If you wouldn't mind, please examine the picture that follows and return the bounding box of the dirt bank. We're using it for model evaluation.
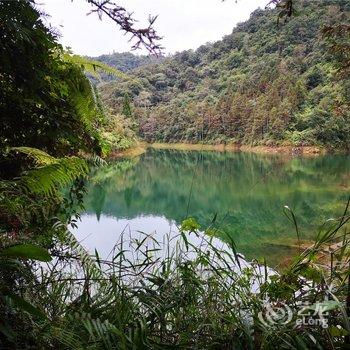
[151,142,325,155]
[108,143,147,159]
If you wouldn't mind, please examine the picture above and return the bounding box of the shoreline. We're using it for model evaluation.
[108,142,147,159]
[106,141,347,159]
[150,142,326,156]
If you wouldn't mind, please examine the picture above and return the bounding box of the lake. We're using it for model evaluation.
[73,148,350,267]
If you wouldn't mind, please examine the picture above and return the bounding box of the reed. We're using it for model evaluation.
[1,200,349,349]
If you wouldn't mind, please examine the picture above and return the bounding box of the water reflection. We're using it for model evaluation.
[74,214,178,259]
[74,149,350,267]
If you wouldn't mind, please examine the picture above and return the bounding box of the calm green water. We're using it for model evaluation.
[74,149,350,267]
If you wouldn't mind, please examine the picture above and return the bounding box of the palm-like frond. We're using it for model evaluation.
[63,53,128,81]
[84,154,107,168]
[10,147,89,196]
[10,147,56,166]
[22,157,88,196]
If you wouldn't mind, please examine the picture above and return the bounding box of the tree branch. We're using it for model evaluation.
[86,0,163,55]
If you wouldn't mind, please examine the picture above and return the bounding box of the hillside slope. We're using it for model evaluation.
[99,0,350,150]
[91,52,163,81]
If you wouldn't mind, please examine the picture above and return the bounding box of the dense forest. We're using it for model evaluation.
[88,52,163,83]
[93,52,162,73]
[98,0,350,150]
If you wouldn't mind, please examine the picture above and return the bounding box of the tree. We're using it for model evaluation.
[0,0,104,157]
[122,93,133,119]
[98,0,350,150]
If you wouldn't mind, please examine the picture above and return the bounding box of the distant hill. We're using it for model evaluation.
[98,0,350,150]
[92,52,163,73]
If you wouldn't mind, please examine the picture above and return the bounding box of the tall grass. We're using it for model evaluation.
[2,201,349,349]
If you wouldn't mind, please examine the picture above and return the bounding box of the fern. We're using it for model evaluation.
[9,147,89,196]
[84,154,107,168]
[22,157,88,196]
[10,147,56,166]
[63,53,128,81]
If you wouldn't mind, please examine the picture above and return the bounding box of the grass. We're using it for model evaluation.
[1,202,350,349]
[1,148,349,348]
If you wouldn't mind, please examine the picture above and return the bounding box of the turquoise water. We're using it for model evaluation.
[73,149,350,267]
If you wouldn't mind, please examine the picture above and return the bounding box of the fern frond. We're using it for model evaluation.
[1,148,90,225]
[63,53,128,81]
[21,156,88,196]
[84,154,107,168]
[10,147,56,166]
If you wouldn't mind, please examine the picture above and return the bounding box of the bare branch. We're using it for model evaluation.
[86,0,163,55]
[266,0,295,24]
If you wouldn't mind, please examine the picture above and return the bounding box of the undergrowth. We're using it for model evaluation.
[1,148,349,349]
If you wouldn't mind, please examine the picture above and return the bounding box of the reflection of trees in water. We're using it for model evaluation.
[83,150,350,260]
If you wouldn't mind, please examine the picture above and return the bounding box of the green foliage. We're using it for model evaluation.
[63,53,128,81]
[1,206,349,349]
[92,51,163,75]
[99,114,137,155]
[122,93,133,119]
[9,147,89,196]
[0,0,136,163]
[0,1,136,347]
[0,146,91,347]
[99,0,350,150]
[0,0,349,348]
[10,146,57,166]
[0,147,89,250]
[21,156,88,196]
[181,217,201,232]
[0,0,107,156]
[1,244,52,262]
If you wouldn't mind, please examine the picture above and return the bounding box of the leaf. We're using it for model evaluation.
[22,156,88,196]
[63,53,128,81]
[95,248,101,268]
[309,300,343,312]
[329,325,349,337]
[1,244,52,262]
[205,228,217,237]
[180,217,200,232]
[10,147,56,166]
[6,292,46,319]
[181,231,189,251]
[299,265,322,283]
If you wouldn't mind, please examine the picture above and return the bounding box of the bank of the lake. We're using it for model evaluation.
[150,142,326,156]
[107,141,344,160]
[108,142,147,159]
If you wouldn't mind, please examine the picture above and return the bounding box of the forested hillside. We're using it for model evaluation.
[92,52,163,73]
[99,0,350,150]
